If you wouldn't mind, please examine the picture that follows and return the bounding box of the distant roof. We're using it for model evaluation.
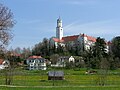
[28,56,42,59]
[52,38,64,43]
[62,35,79,42]
[80,34,96,42]
[48,71,64,77]
[53,34,96,43]
[10,53,21,57]
[107,41,112,45]
[0,59,4,65]
[14,54,21,57]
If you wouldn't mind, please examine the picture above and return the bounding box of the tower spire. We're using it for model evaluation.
[56,17,63,40]
[59,16,61,20]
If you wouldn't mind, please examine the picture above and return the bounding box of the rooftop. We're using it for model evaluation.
[28,56,42,59]
[62,35,79,42]
[48,71,64,77]
[81,34,96,42]
[0,59,4,65]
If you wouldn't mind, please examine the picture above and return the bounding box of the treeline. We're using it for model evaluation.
[6,36,120,70]
[32,36,120,69]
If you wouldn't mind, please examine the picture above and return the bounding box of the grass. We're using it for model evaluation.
[0,86,120,90]
[0,68,120,89]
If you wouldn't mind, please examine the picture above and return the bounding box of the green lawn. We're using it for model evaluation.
[0,68,120,89]
[0,86,120,90]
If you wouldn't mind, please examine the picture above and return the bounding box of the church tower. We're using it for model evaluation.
[56,17,63,40]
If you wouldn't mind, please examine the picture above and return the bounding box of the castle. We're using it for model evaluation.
[51,17,110,52]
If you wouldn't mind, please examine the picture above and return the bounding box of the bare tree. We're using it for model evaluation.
[0,3,15,51]
[96,58,110,86]
[0,3,15,85]
[50,54,59,64]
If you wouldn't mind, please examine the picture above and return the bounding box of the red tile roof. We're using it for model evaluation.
[9,53,21,57]
[62,35,79,42]
[81,34,96,42]
[0,59,4,65]
[107,41,112,44]
[52,38,64,43]
[106,41,112,45]
[14,54,21,57]
[28,56,42,59]
[53,34,96,43]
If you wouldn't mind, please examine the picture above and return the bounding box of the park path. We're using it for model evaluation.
[0,85,120,88]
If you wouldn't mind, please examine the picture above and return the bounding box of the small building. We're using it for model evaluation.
[53,56,75,67]
[26,56,47,70]
[48,71,64,80]
[0,59,10,70]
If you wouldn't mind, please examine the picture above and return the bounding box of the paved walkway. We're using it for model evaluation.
[0,85,120,88]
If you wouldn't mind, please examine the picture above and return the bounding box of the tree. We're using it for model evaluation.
[0,3,15,85]
[83,48,93,69]
[65,42,77,56]
[41,38,49,57]
[0,4,15,51]
[22,47,32,59]
[74,56,85,69]
[50,54,59,64]
[66,61,75,69]
[91,37,107,68]
[32,38,50,57]
[111,36,120,58]
[83,37,108,69]
[96,58,109,86]
[93,37,107,58]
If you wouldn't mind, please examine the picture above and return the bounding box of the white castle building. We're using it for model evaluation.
[51,17,110,52]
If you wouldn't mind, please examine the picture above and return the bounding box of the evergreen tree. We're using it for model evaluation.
[85,37,108,69]
[92,37,107,58]
[111,36,120,58]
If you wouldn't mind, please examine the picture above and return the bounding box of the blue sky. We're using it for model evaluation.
[1,0,120,49]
